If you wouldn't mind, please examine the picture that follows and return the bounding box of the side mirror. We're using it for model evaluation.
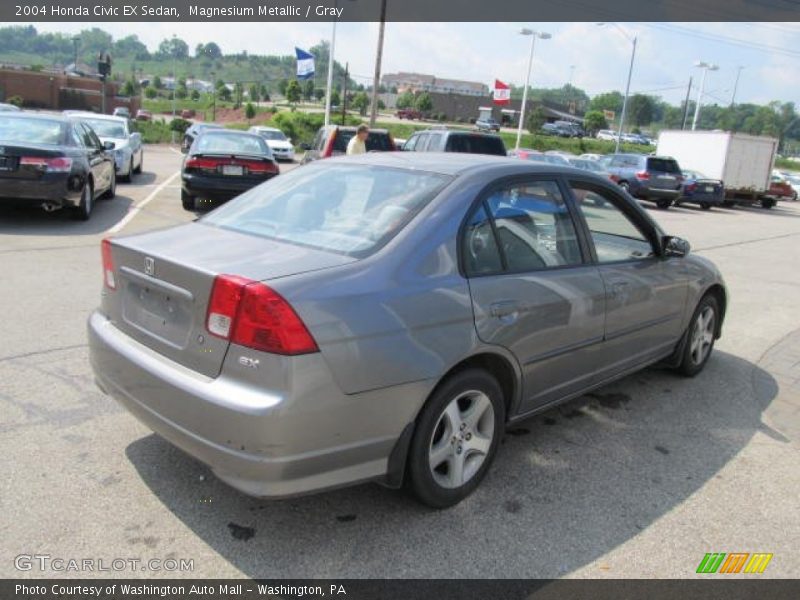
[299,142,311,151]
[130,132,141,143]
[662,235,690,258]
[103,141,115,150]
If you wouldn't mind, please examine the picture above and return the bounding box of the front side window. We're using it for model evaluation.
[570,182,654,263]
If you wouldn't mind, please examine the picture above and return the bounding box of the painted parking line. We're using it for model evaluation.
[106,170,181,234]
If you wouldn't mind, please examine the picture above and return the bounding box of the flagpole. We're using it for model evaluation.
[324,20,337,127]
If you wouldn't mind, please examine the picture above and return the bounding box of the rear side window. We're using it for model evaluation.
[445,134,506,156]
[647,158,680,173]
[332,130,354,153]
[462,204,503,275]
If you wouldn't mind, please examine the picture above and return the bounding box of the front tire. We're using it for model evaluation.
[657,199,672,209]
[407,369,505,508]
[133,153,143,174]
[700,202,711,210]
[676,294,719,377]
[122,158,133,182]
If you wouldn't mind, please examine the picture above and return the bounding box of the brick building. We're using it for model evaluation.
[0,68,139,114]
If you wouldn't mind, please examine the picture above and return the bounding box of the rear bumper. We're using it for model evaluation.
[182,172,277,201]
[634,185,682,201]
[0,175,79,206]
[679,191,725,205]
[88,311,426,498]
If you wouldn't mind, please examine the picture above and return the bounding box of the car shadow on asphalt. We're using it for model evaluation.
[0,194,133,236]
[124,350,781,578]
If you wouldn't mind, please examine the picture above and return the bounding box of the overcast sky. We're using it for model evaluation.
[21,21,800,106]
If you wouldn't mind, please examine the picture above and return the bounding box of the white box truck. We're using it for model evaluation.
[656,130,779,208]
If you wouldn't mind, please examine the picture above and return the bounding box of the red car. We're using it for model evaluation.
[135,109,152,122]
[768,174,793,200]
[396,109,422,120]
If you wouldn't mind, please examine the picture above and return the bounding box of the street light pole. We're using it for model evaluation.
[516,29,551,152]
[597,23,637,154]
[692,61,718,131]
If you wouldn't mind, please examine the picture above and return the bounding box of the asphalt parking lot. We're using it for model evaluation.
[1,144,798,579]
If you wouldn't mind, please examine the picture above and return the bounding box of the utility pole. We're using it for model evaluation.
[368,0,387,127]
[341,62,349,125]
[681,77,692,130]
[72,36,80,70]
[730,66,744,107]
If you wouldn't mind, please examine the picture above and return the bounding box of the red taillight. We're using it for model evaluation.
[685,183,697,193]
[240,159,278,174]
[206,275,318,355]
[322,131,337,157]
[101,238,116,290]
[635,171,650,180]
[185,157,222,170]
[20,156,72,172]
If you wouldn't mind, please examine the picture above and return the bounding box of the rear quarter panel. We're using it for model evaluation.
[266,172,520,396]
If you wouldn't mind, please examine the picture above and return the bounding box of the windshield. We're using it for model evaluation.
[202,164,450,256]
[256,130,287,141]
[0,116,63,145]
[83,118,128,139]
[195,133,269,155]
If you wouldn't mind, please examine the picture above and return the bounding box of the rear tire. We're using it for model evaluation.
[407,369,505,508]
[676,294,719,377]
[181,189,196,211]
[72,180,93,221]
[700,202,711,210]
[657,199,672,209]
[761,198,776,209]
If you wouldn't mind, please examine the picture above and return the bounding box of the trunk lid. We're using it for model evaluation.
[0,144,66,181]
[102,222,355,377]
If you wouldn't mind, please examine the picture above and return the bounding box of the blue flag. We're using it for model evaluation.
[295,47,315,80]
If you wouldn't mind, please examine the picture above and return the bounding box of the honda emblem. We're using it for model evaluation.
[144,256,155,276]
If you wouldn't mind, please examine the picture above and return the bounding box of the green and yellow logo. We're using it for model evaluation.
[696,552,773,574]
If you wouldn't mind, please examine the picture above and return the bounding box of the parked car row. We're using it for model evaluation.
[0,108,147,220]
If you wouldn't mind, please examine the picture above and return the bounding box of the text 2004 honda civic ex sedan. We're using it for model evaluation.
[89,153,727,508]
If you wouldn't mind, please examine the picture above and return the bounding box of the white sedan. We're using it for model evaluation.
[248,126,295,162]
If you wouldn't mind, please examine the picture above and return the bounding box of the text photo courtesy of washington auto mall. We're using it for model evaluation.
[0,0,799,598]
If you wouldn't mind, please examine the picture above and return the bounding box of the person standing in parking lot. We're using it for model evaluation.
[347,124,369,155]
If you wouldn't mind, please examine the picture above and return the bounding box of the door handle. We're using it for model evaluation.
[490,301,520,320]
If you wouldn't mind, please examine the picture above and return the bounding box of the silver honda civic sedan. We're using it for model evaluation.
[88,153,726,508]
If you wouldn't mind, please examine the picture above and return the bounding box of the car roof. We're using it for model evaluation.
[322,151,592,178]
[1,111,69,123]
[415,129,502,138]
[251,126,280,131]
[66,112,128,123]
[200,128,260,138]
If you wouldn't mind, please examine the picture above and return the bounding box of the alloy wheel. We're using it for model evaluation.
[428,390,495,489]
[690,305,715,365]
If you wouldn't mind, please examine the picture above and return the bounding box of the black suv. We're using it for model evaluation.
[606,154,684,209]
[403,129,506,156]
[300,126,395,164]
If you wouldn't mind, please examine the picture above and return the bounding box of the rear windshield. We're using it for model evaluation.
[255,129,287,141]
[332,131,394,153]
[82,118,128,139]
[202,164,450,257]
[647,158,680,173]
[195,133,269,155]
[0,116,64,145]
[444,134,506,156]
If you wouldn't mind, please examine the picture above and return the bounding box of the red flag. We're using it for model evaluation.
[493,79,510,105]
